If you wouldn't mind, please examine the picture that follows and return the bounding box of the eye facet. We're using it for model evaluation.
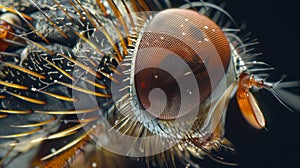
[134,9,231,120]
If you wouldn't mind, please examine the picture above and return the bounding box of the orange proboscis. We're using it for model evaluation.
[236,73,266,129]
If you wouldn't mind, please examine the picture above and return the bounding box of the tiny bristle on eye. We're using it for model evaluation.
[0,0,299,168]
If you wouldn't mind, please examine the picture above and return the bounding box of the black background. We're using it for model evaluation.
[205,1,300,168]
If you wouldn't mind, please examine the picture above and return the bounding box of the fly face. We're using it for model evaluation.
[0,1,299,168]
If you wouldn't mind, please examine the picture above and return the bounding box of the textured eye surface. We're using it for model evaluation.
[134,9,230,120]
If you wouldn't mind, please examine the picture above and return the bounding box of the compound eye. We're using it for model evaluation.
[134,9,231,120]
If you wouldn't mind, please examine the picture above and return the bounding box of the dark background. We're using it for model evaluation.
[204,1,300,168]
